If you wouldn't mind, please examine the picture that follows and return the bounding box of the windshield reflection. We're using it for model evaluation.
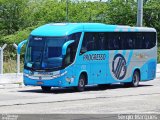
[25,36,66,70]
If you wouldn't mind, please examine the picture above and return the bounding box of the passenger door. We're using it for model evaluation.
[81,32,107,84]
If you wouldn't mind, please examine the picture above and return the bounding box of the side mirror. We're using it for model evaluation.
[62,40,75,56]
[17,40,27,54]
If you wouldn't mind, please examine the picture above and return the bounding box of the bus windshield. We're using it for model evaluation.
[25,36,66,70]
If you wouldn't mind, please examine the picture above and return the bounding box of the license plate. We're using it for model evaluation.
[37,81,43,85]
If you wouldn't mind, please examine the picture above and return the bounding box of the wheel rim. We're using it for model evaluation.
[133,72,139,86]
[79,78,84,88]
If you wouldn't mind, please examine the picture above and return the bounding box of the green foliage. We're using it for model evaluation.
[0,26,37,69]
[69,1,109,22]
[0,26,36,45]
[0,0,30,35]
[143,0,160,43]
[0,0,160,73]
[106,0,137,26]
[1,0,159,35]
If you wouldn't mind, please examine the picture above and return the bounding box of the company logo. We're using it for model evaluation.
[83,54,106,61]
[112,54,127,80]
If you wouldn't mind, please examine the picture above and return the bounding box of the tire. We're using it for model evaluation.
[76,74,86,92]
[131,71,140,87]
[124,71,140,87]
[41,86,51,92]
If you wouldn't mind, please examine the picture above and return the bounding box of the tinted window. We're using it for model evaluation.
[81,32,156,52]
[144,32,156,49]
[81,33,103,52]
[126,33,135,49]
[107,33,121,50]
[64,32,81,66]
[134,33,143,49]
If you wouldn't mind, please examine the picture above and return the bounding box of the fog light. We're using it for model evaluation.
[66,77,71,82]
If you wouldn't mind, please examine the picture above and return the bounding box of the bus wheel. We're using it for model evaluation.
[124,71,140,87]
[131,71,140,87]
[41,86,51,92]
[76,74,86,92]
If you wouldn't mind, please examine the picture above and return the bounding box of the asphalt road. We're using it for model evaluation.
[0,77,159,115]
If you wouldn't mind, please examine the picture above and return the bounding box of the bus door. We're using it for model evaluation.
[82,52,107,84]
[81,32,107,84]
[90,58,107,84]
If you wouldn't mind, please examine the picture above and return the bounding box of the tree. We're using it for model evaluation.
[143,0,160,43]
[0,0,29,35]
[106,0,137,26]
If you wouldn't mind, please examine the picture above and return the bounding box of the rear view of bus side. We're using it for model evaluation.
[22,23,157,92]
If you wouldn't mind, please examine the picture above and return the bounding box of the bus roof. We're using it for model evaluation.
[31,23,156,37]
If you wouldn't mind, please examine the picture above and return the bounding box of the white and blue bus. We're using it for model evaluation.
[18,23,157,92]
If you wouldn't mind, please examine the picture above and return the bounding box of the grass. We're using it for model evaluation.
[3,60,24,73]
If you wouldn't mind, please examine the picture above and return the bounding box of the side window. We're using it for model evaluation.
[150,32,156,48]
[145,32,156,49]
[134,32,156,49]
[104,32,123,50]
[81,32,104,53]
[68,32,81,44]
[81,33,94,51]
[114,33,121,49]
[135,33,143,49]
[98,33,106,50]
[126,33,135,49]
[80,31,156,51]
[64,46,71,66]
[144,33,149,49]
[63,32,81,66]
[104,32,109,50]
[107,32,121,50]
[119,32,126,49]
[108,33,115,50]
